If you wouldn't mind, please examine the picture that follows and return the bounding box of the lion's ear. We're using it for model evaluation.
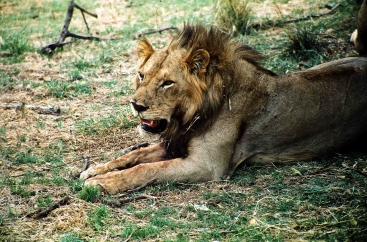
[185,49,210,74]
[137,38,154,64]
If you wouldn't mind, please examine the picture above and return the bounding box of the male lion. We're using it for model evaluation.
[351,0,367,56]
[81,24,367,194]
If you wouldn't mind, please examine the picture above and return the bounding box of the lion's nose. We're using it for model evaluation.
[131,101,148,112]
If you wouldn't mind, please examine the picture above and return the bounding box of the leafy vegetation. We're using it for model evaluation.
[0,0,365,241]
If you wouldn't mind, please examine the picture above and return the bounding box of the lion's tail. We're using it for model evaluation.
[351,0,367,56]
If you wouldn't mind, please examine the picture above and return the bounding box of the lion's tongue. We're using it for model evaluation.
[140,118,159,128]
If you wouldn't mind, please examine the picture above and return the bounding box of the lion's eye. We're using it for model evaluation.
[138,72,144,83]
[161,80,174,89]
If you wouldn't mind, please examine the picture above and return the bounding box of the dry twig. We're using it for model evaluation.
[306,164,334,176]
[41,0,107,54]
[27,196,70,219]
[103,195,154,208]
[284,3,341,24]
[42,0,177,53]
[2,103,61,115]
[252,3,341,30]
[132,26,178,39]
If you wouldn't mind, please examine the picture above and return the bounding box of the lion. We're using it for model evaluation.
[351,0,367,56]
[80,24,367,194]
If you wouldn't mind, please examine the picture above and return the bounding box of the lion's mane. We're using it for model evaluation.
[161,24,276,158]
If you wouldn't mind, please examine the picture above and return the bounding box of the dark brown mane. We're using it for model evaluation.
[170,24,274,77]
[162,24,275,158]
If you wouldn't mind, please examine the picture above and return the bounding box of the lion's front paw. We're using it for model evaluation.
[80,164,109,180]
[80,167,96,180]
[85,175,121,195]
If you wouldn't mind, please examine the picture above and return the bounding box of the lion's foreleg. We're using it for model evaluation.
[85,157,214,194]
[80,143,166,180]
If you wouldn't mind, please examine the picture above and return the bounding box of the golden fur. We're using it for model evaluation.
[81,24,367,194]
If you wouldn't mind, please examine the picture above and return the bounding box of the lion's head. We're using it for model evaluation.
[130,24,273,158]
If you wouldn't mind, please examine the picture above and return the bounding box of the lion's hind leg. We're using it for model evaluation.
[80,143,166,180]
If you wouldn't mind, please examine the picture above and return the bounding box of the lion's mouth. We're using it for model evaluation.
[140,118,167,133]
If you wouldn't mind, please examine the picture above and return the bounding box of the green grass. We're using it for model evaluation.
[0,74,16,91]
[286,23,320,52]
[88,205,110,231]
[58,231,84,242]
[78,185,100,203]
[37,195,53,208]
[43,79,92,98]
[0,31,34,63]
[75,108,137,135]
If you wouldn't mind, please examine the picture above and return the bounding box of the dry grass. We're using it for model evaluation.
[1,0,366,241]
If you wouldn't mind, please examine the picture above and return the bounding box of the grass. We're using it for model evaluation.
[286,23,320,52]
[75,108,137,135]
[58,232,84,242]
[88,205,110,231]
[0,0,366,241]
[78,185,100,203]
[213,0,252,35]
[0,31,35,63]
[47,79,92,98]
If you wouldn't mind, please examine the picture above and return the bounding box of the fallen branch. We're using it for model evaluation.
[251,3,341,31]
[27,196,70,219]
[2,103,61,115]
[42,1,177,53]
[305,164,334,176]
[284,3,341,24]
[103,195,154,208]
[41,0,104,54]
[132,26,178,39]
[74,3,97,33]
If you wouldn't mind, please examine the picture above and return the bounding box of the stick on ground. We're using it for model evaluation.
[41,0,103,54]
[132,26,178,39]
[103,195,154,208]
[2,103,61,115]
[284,3,341,24]
[252,3,341,30]
[31,196,70,219]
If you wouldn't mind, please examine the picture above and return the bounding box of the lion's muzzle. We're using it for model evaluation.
[140,118,167,133]
[131,101,148,113]
[130,101,168,133]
